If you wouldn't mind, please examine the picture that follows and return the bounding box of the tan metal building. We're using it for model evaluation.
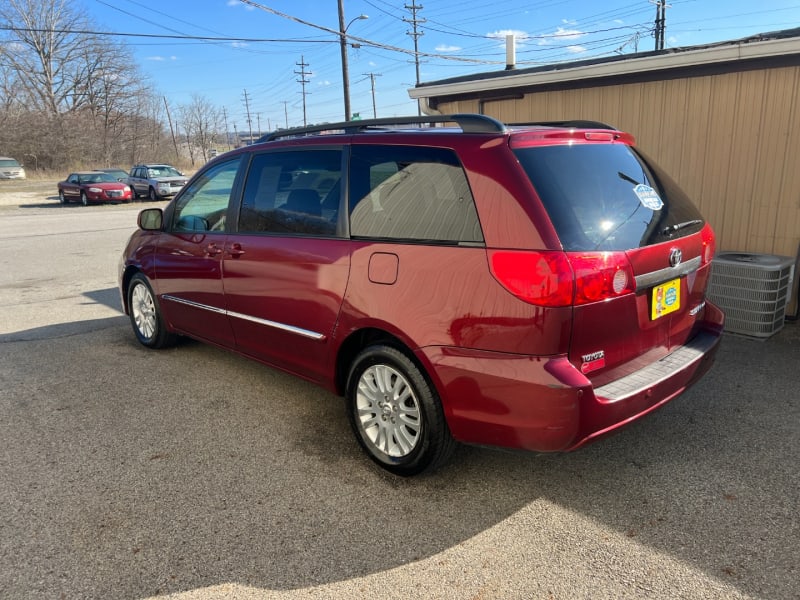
[409,30,800,269]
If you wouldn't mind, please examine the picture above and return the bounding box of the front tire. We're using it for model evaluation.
[80,191,88,206]
[346,345,455,476]
[127,273,176,349]
[148,187,158,201]
[58,190,66,204]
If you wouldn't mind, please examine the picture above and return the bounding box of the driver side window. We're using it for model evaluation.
[172,158,241,233]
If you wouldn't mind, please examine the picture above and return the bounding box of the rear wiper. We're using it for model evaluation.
[662,219,703,235]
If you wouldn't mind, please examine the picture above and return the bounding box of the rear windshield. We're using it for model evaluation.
[513,143,704,251]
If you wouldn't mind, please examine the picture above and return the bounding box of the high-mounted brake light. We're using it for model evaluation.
[489,250,635,307]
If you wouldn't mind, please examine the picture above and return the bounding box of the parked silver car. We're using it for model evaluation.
[127,164,187,200]
[0,157,26,180]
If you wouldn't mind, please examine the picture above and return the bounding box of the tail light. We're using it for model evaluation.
[489,250,635,307]
[700,224,715,266]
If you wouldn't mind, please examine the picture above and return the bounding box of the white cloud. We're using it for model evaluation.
[318,80,331,87]
[227,0,255,9]
[435,44,462,52]
[488,29,529,41]
[553,27,585,41]
[231,41,248,48]
[566,45,587,54]
[487,29,530,49]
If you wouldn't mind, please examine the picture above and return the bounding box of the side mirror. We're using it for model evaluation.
[138,208,163,231]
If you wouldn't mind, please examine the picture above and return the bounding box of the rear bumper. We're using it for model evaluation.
[421,302,724,453]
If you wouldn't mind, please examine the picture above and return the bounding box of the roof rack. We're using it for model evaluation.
[260,113,506,142]
[508,119,617,130]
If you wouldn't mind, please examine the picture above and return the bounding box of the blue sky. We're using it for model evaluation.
[85,0,800,132]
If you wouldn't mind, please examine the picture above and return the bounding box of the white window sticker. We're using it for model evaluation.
[633,184,663,210]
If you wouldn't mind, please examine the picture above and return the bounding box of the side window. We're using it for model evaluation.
[238,149,342,236]
[171,158,241,233]
[349,145,483,244]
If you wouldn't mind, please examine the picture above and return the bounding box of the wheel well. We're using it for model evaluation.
[120,266,140,315]
[334,328,421,396]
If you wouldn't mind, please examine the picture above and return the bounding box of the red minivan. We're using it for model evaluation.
[120,114,724,475]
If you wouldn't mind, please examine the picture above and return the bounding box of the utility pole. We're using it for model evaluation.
[295,56,311,126]
[404,1,425,115]
[364,72,382,118]
[282,101,289,129]
[651,0,669,51]
[242,89,253,144]
[221,106,231,150]
[163,96,180,161]
[232,122,239,147]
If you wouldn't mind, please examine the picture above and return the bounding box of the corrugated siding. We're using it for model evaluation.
[435,65,800,259]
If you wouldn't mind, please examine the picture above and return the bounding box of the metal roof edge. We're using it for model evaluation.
[408,34,800,100]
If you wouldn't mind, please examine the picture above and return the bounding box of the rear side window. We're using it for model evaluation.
[514,143,704,251]
[349,145,483,244]
[238,149,342,236]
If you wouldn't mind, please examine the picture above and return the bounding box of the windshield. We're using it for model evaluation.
[513,143,704,251]
[0,159,21,167]
[147,166,182,177]
[80,173,116,183]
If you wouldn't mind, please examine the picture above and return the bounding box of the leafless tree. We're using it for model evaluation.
[0,0,174,170]
[179,94,221,165]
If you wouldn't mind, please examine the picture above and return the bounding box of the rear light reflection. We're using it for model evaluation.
[489,250,635,307]
[700,224,716,266]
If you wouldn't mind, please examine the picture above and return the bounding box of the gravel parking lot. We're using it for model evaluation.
[1,182,798,599]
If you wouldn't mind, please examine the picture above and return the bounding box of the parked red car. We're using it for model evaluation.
[58,171,133,205]
[119,114,724,475]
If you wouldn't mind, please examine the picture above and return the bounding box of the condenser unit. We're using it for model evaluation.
[708,252,795,338]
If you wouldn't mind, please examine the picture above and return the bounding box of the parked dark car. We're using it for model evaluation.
[119,114,724,475]
[58,171,133,205]
[93,167,129,182]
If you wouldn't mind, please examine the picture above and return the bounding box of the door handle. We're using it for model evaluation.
[205,242,223,256]
[227,243,245,258]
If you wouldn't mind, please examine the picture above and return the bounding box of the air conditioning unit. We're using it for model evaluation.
[708,252,795,338]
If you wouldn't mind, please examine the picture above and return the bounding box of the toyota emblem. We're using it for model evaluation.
[669,248,683,267]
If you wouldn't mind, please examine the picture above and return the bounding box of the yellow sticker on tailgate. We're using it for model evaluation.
[651,278,680,320]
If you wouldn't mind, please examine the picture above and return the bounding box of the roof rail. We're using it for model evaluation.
[260,113,506,142]
[509,120,618,130]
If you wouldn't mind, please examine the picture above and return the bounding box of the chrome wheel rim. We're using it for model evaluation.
[131,282,157,340]
[356,364,421,458]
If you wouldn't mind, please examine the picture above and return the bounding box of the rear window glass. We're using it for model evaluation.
[513,143,704,251]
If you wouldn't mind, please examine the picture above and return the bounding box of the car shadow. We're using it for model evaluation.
[0,321,797,598]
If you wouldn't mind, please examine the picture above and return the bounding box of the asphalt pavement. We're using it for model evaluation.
[0,197,798,599]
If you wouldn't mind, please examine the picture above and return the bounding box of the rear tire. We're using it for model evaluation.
[127,273,177,349]
[58,190,66,204]
[346,345,455,476]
